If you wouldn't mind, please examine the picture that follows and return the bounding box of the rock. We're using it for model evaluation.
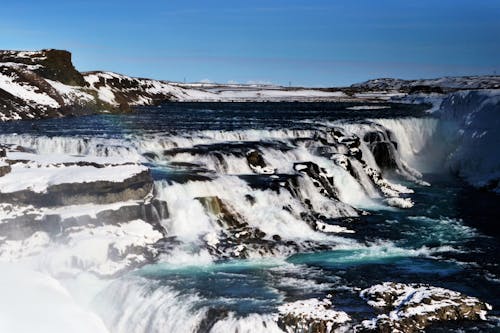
[293,162,339,199]
[196,308,229,333]
[195,196,291,259]
[246,150,266,168]
[247,149,275,173]
[277,297,351,333]
[370,142,398,170]
[196,196,245,229]
[363,131,399,170]
[0,199,169,242]
[359,282,492,332]
[0,169,153,207]
[0,49,84,86]
[0,164,11,177]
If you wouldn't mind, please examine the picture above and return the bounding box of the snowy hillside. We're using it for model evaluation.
[1,48,500,122]
[0,49,351,121]
[353,76,500,92]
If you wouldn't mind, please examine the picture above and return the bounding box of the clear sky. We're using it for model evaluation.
[1,0,499,86]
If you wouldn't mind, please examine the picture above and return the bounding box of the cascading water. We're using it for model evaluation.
[0,101,498,332]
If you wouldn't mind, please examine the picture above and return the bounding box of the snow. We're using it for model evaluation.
[354,91,406,100]
[6,151,138,165]
[83,73,101,86]
[0,61,43,71]
[0,72,59,107]
[0,220,163,276]
[0,163,147,193]
[81,71,350,104]
[353,75,500,90]
[46,79,94,105]
[96,86,118,106]
[0,203,40,221]
[0,232,51,261]
[278,297,351,326]
[44,201,142,220]
[385,197,414,209]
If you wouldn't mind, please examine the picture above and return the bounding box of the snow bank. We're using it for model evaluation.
[0,163,147,193]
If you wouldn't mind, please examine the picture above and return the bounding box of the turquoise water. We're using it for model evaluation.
[130,173,499,329]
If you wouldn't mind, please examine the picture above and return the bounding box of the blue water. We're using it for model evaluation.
[0,102,429,136]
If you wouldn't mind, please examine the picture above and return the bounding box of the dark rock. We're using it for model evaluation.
[196,308,229,333]
[293,162,339,200]
[246,150,266,169]
[409,85,444,94]
[245,194,256,205]
[363,131,399,170]
[371,141,398,170]
[363,131,385,144]
[0,49,85,86]
[0,214,61,241]
[142,152,158,160]
[0,164,11,177]
[196,196,245,229]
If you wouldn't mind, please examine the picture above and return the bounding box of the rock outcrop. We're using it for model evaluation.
[0,49,85,86]
[277,297,351,333]
[359,282,492,332]
[0,146,167,277]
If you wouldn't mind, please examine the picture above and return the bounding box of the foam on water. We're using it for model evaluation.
[287,240,461,267]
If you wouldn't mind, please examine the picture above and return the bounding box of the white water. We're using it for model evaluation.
[0,115,449,333]
[93,276,205,333]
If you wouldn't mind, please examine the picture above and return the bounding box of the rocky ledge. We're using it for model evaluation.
[277,297,351,333]
[0,145,168,277]
[359,282,492,332]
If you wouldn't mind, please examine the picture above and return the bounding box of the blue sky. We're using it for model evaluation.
[1,0,499,86]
